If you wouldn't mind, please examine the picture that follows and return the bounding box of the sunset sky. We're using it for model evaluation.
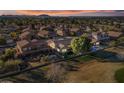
[0,10,124,16]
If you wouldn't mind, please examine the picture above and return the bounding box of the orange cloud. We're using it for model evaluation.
[16,10,114,16]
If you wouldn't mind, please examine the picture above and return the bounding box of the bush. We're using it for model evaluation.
[115,68,124,83]
[0,37,6,45]
[5,60,21,67]
[0,48,15,61]
[116,37,124,44]
[0,55,7,61]
[4,60,21,72]
[4,48,15,58]
[110,41,116,46]
[0,60,4,69]
[40,56,49,62]
[46,63,66,82]
[118,37,124,42]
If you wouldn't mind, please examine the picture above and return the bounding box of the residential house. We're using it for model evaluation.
[22,24,36,32]
[91,31,110,45]
[38,25,57,38]
[37,30,49,38]
[56,28,67,36]
[39,26,46,31]
[47,37,73,53]
[16,39,49,56]
[37,30,57,38]
[38,30,56,38]
[70,28,83,36]
[92,31,109,41]
[19,31,32,40]
[57,26,72,36]
[22,26,31,32]
[107,31,122,40]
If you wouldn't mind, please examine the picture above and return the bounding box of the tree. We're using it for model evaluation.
[0,37,6,45]
[4,48,15,58]
[71,34,91,54]
[46,63,66,83]
[10,32,18,40]
[4,60,22,72]
[0,60,5,69]
[116,36,124,44]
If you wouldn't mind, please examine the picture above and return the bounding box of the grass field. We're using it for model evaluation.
[64,60,124,83]
[115,68,124,83]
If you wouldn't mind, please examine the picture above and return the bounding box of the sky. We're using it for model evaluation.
[0,10,124,16]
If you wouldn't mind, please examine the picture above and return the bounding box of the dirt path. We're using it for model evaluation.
[64,60,124,83]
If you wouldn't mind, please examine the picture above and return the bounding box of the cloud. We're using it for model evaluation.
[16,10,114,16]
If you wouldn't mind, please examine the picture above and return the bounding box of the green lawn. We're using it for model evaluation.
[77,55,94,62]
[115,68,124,83]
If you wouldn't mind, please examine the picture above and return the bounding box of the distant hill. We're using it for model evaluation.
[38,14,50,17]
[70,12,124,17]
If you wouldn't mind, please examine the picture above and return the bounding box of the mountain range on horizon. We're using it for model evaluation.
[0,10,124,16]
[69,11,124,16]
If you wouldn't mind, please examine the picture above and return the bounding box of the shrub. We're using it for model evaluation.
[5,60,21,67]
[4,60,22,72]
[46,63,66,82]
[0,48,15,61]
[40,56,49,62]
[0,55,7,61]
[0,60,4,69]
[115,68,124,83]
[0,37,6,45]
[4,48,15,58]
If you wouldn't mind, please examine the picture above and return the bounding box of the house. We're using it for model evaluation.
[16,39,49,56]
[22,24,36,32]
[37,30,57,38]
[91,31,110,45]
[56,26,70,37]
[19,31,32,40]
[56,28,67,36]
[56,29,64,36]
[107,31,122,40]
[92,31,109,41]
[70,28,83,36]
[47,37,73,53]
[38,25,57,38]
[37,30,49,38]
[22,27,30,32]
